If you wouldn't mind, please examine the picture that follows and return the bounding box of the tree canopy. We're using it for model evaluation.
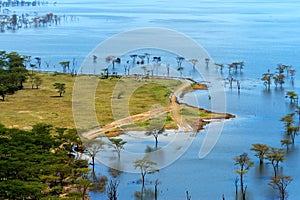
[0,123,90,199]
[0,51,28,100]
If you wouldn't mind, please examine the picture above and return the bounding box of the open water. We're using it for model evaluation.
[1,0,300,199]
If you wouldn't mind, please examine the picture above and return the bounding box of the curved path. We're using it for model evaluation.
[81,80,192,139]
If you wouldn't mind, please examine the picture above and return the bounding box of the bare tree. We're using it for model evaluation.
[107,179,119,200]
[84,140,105,173]
[269,175,293,200]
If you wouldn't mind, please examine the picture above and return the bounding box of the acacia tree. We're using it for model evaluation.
[280,113,299,144]
[108,138,126,159]
[215,63,224,71]
[59,61,70,73]
[145,128,164,149]
[285,91,298,104]
[53,82,66,97]
[280,139,292,152]
[261,69,273,90]
[106,55,120,71]
[250,143,269,165]
[266,147,286,178]
[233,153,254,200]
[29,74,42,89]
[34,75,42,89]
[269,175,293,200]
[84,140,105,173]
[134,156,159,189]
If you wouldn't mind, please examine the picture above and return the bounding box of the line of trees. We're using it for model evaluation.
[233,109,300,200]
[261,64,295,90]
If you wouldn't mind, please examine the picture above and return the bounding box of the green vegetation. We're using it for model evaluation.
[108,138,127,159]
[134,156,159,190]
[180,106,209,118]
[233,153,254,200]
[0,73,182,130]
[0,51,28,100]
[0,73,76,129]
[0,123,90,199]
[53,82,66,97]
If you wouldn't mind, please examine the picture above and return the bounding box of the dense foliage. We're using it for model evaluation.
[0,123,90,199]
[0,50,28,100]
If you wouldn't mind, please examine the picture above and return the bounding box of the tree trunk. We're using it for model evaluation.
[92,156,95,173]
[273,165,277,178]
[240,173,244,198]
[142,174,145,188]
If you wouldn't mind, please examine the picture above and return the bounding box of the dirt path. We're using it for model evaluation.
[169,81,193,131]
[81,80,192,139]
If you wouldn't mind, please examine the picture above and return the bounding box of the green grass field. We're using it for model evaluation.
[0,73,182,130]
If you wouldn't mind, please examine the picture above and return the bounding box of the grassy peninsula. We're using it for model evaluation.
[0,73,231,134]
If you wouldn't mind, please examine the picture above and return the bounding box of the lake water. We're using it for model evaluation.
[2,0,300,199]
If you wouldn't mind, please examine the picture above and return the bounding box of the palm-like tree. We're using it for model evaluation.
[189,59,198,71]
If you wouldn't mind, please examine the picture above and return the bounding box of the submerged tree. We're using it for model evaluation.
[215,63,224,72]
[108,138,126,159]
[280,113,299,144]
[285,91,298,104]
[269,175,293,200]
[266,147,286,178]
[233,153,254,200]
[261,69,273,90]
[176,56,184,77]
[84,140,105,173]
[189,59,198,71]
[106,55,121,71]
[59,61,70,73]
[250,144,269,165]
[273,73,285,88]
[145,128,164,149]
[280,139,292,152]
[134,155,159,189]
[107,179,119,200]
[205,58,210,68]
